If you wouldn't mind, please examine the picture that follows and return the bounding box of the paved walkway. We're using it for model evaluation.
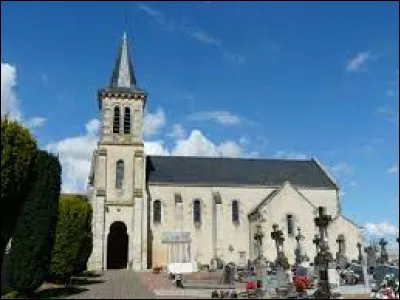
[66,270,156,299]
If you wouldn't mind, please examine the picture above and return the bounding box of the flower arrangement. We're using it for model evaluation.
[370,274,399,299]
[295,276,308,297]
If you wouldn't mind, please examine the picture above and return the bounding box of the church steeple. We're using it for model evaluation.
[109,31,137,90]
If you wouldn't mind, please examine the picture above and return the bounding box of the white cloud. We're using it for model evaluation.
[274,150,309,160]
[143,108,166,137]
[187,28,221,46]
[167,124,186,139]
[346,51,371,72]
[1,62,49,130]
[188,111,244,126]
[349,181,357,187]
[376,105,399,124]
[387,165,399,174]
[365,222,399,236]
[26,116,47,129]
[45,119,99,193]
[144,140,169,156]
[137,3,245,64]
[331,162,353,175]
[1,62,22,120]
[171,130,244,157]
[239,137,250,146]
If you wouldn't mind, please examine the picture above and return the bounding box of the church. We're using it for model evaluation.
[87,31,364,272]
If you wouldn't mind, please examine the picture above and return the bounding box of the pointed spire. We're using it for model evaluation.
[109,31,137,89]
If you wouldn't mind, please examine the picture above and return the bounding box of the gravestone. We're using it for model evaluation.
[335,235,349,270]
[356,242,363,264]
[210,258,218,272]
[377,238,389,265]
[365,243,378,272]
[220,263,236,287]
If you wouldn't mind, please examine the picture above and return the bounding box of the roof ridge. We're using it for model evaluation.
[147,155,312,162]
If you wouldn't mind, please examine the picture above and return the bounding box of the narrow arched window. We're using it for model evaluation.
[232,200,239,223]
[115,160,124,189]
[287,214,294,236]
[153,200,161,224]
[193,199,201,223]
[113,106,120,134]
[123,107,131,134]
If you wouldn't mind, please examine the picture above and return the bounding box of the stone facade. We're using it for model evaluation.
[87,32,364,272]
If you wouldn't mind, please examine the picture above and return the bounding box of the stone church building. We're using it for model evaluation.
[87,32,364,271]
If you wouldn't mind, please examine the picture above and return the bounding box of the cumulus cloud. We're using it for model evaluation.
[167,124,186,139]
[1,62,47,128]
[188,111,244,126]
[365,222,399,236]
[45,119,100,193]
[143,108,166,137]
[1,62,22,120]
[346,51,371,72]
[387,165,399,174]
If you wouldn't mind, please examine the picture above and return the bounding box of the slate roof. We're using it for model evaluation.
[146,156,337,189]
[109,32,138,91]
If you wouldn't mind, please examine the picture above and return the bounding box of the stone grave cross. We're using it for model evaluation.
[254,223,264,259]
[295,227,306,265]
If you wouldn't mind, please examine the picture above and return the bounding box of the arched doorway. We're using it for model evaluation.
[107,221,128,269]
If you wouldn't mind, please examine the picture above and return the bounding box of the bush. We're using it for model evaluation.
[50,195,92,282]
[7,150,61,295]
[1,117,37,263]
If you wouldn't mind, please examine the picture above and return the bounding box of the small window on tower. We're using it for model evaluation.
[287,214,294,236]
[113,106,120,134]
[153,200,162,224]
[232,200,239,223]
[115,160,124,189]
[123,107,131,134]
[193,199,201,224]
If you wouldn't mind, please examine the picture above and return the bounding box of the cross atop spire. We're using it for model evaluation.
[109,31,137,90]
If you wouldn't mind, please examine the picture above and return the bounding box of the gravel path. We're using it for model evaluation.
[66,270,156,299]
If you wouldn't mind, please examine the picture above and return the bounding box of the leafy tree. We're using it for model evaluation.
[50,195,93,282]
[1,117,37,264]
[7,150,61,295]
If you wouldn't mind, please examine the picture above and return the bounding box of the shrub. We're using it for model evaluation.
[7,150,61,295]
[50,195,92,282]
[1,117,37,263]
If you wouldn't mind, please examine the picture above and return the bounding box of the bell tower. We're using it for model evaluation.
[88,31,148,271]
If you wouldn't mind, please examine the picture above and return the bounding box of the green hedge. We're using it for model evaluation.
[50,195,93,282]
[1,117,37,262]
[7,150,61,295]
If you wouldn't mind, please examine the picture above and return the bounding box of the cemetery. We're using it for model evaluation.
[148,206,399,299]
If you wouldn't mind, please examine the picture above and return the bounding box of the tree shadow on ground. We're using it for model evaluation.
[70,278,105,286]
[35,286,88,299]
[76,271,103,278]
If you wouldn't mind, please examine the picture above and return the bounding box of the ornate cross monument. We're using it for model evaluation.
[335,234,348,269]
[313,206,334,299]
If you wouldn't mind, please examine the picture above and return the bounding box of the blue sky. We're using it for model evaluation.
[1,1,398,245]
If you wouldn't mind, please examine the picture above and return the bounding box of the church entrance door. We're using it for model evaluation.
[107,221,128,269]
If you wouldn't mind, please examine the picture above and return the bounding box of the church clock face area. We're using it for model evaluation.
[87,30,365,272]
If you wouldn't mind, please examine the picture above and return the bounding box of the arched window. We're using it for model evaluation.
[115,160,124,189]
[123,107,131,134]
[287,214,294,236]
[113,106,120,134]
[193,199,201,223]
[232,200,239,223]
[153,200,161,224]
